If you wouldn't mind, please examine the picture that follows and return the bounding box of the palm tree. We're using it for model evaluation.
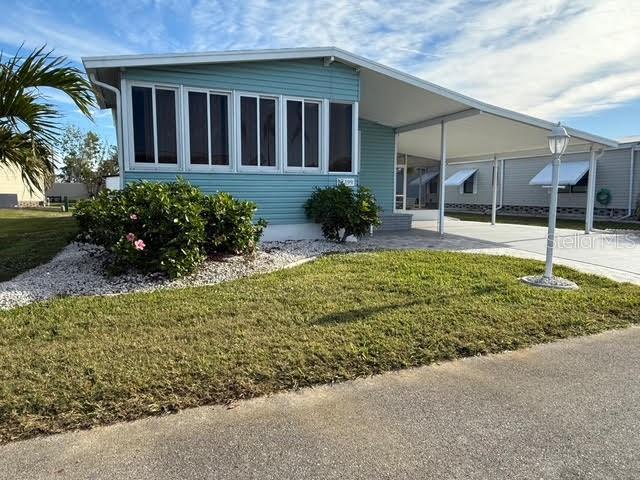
[0,46,95,191]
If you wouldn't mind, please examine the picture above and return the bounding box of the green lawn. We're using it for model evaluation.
[1,250,638,443]
[446,212,640,230]
[0,209,77,282]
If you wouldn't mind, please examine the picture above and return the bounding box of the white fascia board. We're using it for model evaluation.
[83,46,617,148]
[82,47,337,70]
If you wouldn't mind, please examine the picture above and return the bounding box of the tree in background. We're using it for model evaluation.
[0,46,94,191]
[58,125,119,195]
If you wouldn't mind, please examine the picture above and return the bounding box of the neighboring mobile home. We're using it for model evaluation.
[84,47,617,240]
[434,138,639,220]
[0,164,45,208]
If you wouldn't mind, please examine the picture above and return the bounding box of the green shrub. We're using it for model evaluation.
[201,192,267,255]
[74,180,266,278]
[304,184,381,242]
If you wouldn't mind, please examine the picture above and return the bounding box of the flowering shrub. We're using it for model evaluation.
[74,180,266,278]
[304,184,381,242]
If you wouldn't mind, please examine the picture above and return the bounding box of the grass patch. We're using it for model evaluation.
[446,212,640,231]
[0,209,77,281]
[0,250,638,443]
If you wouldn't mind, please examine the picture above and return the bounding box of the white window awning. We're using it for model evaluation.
[445,168,477,187]
[408,171,439,186]
[529,161,590,186]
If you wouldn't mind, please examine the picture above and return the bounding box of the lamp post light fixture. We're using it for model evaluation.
[521,122,579,290]
[544,123,570,279]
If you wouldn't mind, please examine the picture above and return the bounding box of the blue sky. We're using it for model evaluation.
[2,0,639,146]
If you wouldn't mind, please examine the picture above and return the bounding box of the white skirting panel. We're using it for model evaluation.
[261,223,324,242]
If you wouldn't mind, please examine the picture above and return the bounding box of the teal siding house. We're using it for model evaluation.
[84,47,616,239]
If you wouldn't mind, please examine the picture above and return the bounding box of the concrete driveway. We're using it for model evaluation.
[2,327,639,480]
[413,219,640,284]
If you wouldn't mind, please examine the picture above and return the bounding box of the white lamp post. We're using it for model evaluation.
[522,123,578,290]
[544,123,570,279]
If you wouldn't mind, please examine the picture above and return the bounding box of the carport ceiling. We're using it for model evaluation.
[397,113,581,160]
[357,64,616,161]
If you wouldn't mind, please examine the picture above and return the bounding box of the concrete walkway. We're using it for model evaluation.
[406,219,640,284]
[2,327,639,479]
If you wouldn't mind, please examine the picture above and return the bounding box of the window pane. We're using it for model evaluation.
[260,98,276,167]
[329,103,352,172]
[463,176,474,194]
[188,92,208,165]
[210,94,229,166]
[304,102,319,168]
[287,100,302,167]
[241,97,258,166]
[132,86,154,163]
[156,89,177,164]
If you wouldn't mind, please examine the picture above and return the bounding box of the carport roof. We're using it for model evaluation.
[84,46,617,159]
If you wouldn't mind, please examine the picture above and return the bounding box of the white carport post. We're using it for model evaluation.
[491,154,499,225]
[585,146,598,233]
[438,121,447,236]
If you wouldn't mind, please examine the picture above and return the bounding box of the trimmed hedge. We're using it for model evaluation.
[305,184,381,242]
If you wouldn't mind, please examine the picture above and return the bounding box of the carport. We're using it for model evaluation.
[348,48,618,234]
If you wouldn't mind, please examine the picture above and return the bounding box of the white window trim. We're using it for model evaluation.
[183,87,233,172]
[283,96,322,173]
[327,100,359,175]
[236,92,280,172]
[459,172,478,195]
[126,80,182,171]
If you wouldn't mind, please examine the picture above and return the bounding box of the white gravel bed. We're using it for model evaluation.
[0,240,373,310]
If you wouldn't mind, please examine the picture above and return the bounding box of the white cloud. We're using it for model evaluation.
[419,0,640,119]
[190,0,640,121]
[3,0,639,131]
[0,5,134,60]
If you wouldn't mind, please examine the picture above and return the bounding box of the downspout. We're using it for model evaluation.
[626,146,637,216]
[89,74,124,190]
[499,158,505,210]
[486,157,504,215]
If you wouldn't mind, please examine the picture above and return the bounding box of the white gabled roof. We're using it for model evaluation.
[529,161,590,186]
[445,169,478,187]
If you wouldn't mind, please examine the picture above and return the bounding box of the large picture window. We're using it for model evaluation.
[131,85,179,165]
[329,102,353,173]
[187,90,230,167]
[240,95,277,168]
[286,99,320,169]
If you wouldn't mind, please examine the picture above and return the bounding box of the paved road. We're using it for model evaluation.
[2,327,640,479]
[414,220,640,284]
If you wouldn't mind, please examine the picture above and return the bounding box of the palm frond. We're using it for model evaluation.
[0,45,96,192]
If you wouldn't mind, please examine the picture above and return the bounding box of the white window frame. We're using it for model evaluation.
[236,92,280,172]
[283,97,322,173]
[327,100,359,175]
[459,172,478,195]
[184,87,232,172]
[127,81,182,171]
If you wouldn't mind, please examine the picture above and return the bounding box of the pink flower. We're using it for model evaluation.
[130,213,138,221]
[126,232,136,242]
[134,239,146,251]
